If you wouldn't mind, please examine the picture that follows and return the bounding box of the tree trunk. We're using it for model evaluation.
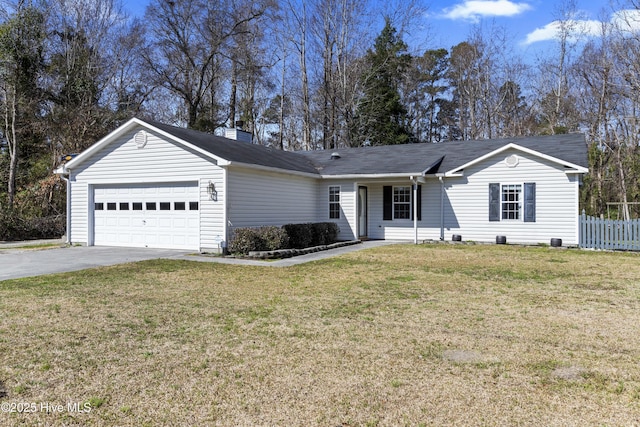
[4,88,18,209]
[279,52,286,150]
[229,59,237,127]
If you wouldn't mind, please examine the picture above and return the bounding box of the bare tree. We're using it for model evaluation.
[0,3,45,209]
[534,0,584,134]
[283,0,312,149]
[45,0,129,156]
[142,0,267,130]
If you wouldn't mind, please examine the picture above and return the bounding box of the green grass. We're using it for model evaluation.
[1,244,640,425]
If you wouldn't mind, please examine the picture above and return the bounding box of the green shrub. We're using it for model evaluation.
[282,223,313,249]
[0,210,65,241]
[283,222,339,248]
[311,222,339,245]
[261,226,290,251]
[229,226,289,255]
[229,223,340,254]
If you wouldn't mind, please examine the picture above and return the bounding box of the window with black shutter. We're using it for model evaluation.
[383,185,421,221]
[489,182,536,222]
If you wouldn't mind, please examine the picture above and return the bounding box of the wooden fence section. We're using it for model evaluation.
[580,210,640,250]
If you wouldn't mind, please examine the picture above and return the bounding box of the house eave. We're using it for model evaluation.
[320,172,422,180]
[225,161,320,178]
[565,167,589,174]
[423,172,464,178]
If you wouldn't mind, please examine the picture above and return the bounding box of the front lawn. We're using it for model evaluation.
[1,244,639,426]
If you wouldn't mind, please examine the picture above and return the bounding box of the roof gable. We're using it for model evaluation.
[56,118,320,176]
[443,141,589,176]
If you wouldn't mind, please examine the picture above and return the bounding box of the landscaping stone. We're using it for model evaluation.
[248,240,361,260]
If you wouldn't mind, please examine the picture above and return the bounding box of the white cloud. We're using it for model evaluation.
[523,19,601,45]
[523,22,557,44]
[611,9,640,34]
[443,0,532,22]
[524,10,640,45]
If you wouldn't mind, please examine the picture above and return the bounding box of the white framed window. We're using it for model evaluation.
[501,184,522,220]
[393,186,411,219]
[329,186,340,219]
[489,182,536,222]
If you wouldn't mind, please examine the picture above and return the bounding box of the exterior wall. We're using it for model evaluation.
[69,182,89,243]
[317,180,357,240]
[68,125,225,250]
[441,148,581,245]
[362,150,581,245]
[226,166,319,232]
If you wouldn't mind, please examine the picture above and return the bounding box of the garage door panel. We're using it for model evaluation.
[93,183,199,250]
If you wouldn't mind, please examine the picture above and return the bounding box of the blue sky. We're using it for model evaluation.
[426,1,640,49]
[123,0,639,51]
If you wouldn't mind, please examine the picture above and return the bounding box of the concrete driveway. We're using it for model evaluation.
[0,240,402,281]
[0,245,190,281]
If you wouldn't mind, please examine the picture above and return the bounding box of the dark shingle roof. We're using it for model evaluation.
[146,120,319,175]
[145,119,588,176]
[297,134,589,175]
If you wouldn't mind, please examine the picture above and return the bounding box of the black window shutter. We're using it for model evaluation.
[524,182,536,222]
[411,185,422,221]
[489,183,500,221]
[383,186,392,220]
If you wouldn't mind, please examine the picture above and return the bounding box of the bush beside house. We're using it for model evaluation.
[229,222,340,255]
[0,212,65,241]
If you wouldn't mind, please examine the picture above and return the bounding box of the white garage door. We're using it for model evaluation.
[93,183,200,250]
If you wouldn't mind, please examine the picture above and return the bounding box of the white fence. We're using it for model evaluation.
[579,210,640,251]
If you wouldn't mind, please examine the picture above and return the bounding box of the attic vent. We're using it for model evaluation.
[134,130,148,149]
[330,152,341,160]
[505,154,519,168]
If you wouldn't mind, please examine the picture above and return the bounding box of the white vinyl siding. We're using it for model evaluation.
[68,126,225,250]
[226,167,318,231]
[319,181,357,240]
[442,149,580,245]
[69,182,89,243]
[365,150,580,244]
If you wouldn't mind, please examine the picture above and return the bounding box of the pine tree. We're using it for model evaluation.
[353,18,414,146]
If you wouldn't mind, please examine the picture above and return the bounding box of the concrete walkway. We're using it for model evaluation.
[186,240,400,267]
[0,240,403,281]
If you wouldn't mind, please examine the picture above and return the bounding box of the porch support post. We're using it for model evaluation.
[412,177,418,244]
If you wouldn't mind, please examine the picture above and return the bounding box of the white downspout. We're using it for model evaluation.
[439,175,445,241]
[411,176,418,244]
[61,170,71,244]
[222,167,229,254]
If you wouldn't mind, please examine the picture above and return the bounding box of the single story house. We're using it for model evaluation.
[55,118,589,251]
